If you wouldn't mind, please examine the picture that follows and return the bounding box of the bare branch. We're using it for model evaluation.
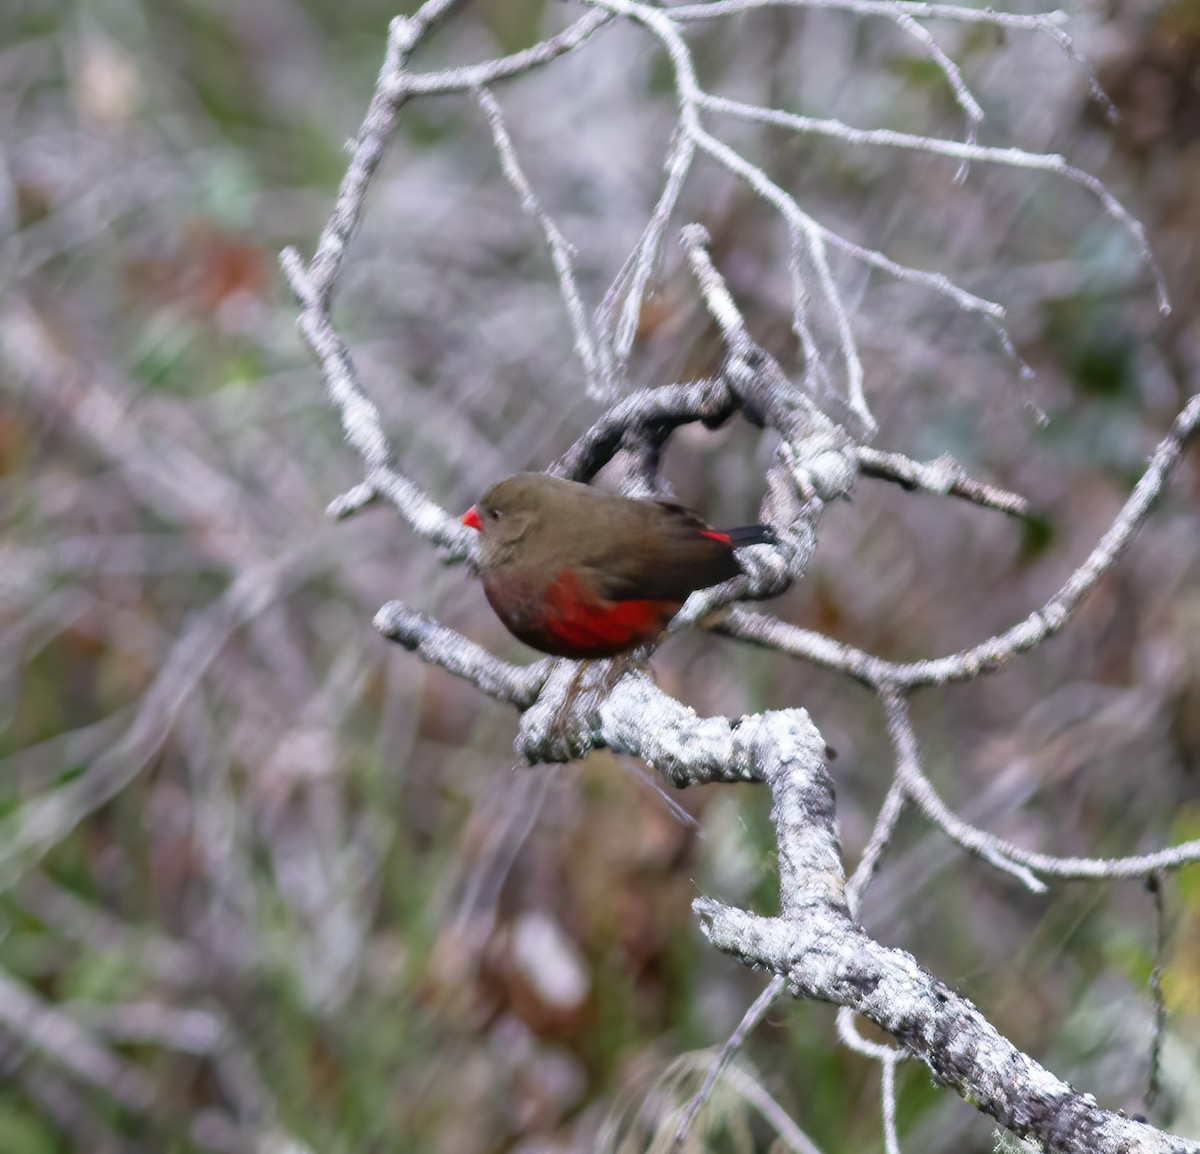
[1146,871,1168,1111]
[607,128,697,364]
[856,447,1030,517]
[553,376,737,482]
[399,11,613,97]
[307,2,462,305]
[691,727,1199,1154]
[668,2,1116,122]
[883,687,1200,885]
[718,392,1200,688]
[674,975,787,1146]
[668,0,1069,27]
[373,601,549,709]
[280,6,1199,1152]
[881,1052,902,1154]
[882,689,1046,891]
[888,10,982,161]
[593,0,876,430]
[700,91,1169,315]
[476,86,612,397]
[888,393,1200,687]
[845,779,907,915]
[280,249,469,551]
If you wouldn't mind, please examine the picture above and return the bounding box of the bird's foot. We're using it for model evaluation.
[517,660,595,763]
[517,655,643,764]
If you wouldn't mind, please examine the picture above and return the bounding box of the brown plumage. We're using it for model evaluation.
[461,473,775,658]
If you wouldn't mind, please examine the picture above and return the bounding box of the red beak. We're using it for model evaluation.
[461,506,483,531]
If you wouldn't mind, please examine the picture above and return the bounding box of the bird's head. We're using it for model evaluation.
[461,473,561,563]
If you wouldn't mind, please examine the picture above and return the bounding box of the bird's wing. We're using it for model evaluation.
[586,502,744,603]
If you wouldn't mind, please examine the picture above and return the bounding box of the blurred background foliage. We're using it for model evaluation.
[1,0,1200,1151]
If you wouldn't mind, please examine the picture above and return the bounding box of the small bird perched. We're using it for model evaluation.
[461,473,775,658]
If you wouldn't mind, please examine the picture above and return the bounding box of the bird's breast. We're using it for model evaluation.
[481,567,678,659]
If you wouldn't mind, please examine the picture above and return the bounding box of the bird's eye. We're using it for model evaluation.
[489,508,501,520]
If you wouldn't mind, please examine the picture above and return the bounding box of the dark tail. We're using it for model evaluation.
[723,524,776,548]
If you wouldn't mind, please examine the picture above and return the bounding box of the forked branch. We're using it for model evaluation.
[282,4,1200,1152]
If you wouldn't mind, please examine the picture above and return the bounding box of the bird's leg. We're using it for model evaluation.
[599,645,652,693]
[562,658,592,714]
[539,657,635,760]
[520,650,655,763]
[540,659,594,761]
[518,661,590,763]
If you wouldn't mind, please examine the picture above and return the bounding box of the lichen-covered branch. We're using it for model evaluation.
[280,4,1200,1152]
[882,688,1200,886]
[699,897,1196,1154]
[373,602,549,709]
[720,392,1200,690]
[694,747,1199,1154]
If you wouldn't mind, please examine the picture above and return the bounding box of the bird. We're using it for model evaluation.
[461,473,776,659]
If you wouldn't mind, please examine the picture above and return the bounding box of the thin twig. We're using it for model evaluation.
[889,10,982,166]
[882,1051,902,1154]
[609,128,697,363]
[400,11,613,97]
[700,92,1168,314]
[1146,871,1168,1110]
[476,86,611,397]
[857,447,1030,517]
[845,779,907,916]
[882,687,1200,886]
[674,975,786,1146]
[670,1,1115,119]
[717,391,1200,688]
